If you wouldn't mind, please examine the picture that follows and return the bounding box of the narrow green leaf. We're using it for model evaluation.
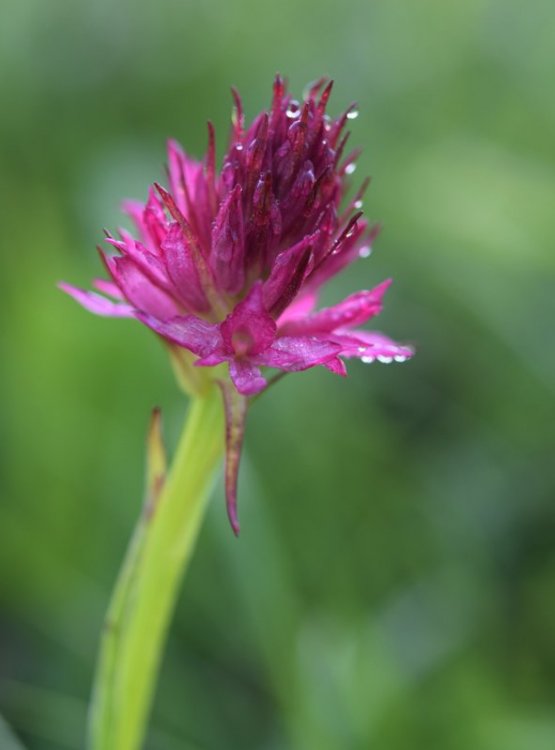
[89,388,224,750]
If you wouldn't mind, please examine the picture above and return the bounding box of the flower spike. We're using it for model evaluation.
[61,77,413,532]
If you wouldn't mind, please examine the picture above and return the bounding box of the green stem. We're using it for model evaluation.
[89,387,224,750]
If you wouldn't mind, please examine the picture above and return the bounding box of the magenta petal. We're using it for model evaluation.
[308,221,378,290]
[211,184,245,295]
[229,359,267,395]
[263,234,315,317]
[277,291,318,326]
[195,351,228,367]
[221,282,276,356]
[122,200,162,254]
[323,357,348,376]
[58,283,135,317]
[136,313,221,357]
[280,280,391,336]
[333,330,414,362]
[142,188,167,254]
[254,335,341,371]
[154,182,218,305]
[106,232,169,289]
[92,278,125,299]
[109,256,180,320]
[121,190,166,256]
[161,222,209,313]
[167,139,203,215]
[219,382,249,535]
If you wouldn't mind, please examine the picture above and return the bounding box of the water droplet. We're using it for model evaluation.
[361,355,375,364]
[353,199,363,209]
[346,109,359,120]
[345,163,357,175]
[377,355,393,364]
[357,346,366,353]
[358,246,371,258]
[235,144,243,151]
[286,100,301,118]
[394,354,408,362]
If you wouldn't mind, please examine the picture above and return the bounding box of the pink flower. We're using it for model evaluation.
[61,77,413,533]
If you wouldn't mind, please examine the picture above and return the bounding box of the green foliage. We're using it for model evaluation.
[1,0,554,747]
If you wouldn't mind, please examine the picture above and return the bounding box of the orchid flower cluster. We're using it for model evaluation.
[61,76,412,533]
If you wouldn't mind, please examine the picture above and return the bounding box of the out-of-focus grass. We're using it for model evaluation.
[1,0,554,748]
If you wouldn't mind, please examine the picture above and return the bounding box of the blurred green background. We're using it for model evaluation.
[1,0,554,748]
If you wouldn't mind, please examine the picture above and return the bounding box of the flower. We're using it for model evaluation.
[60,76,413,534]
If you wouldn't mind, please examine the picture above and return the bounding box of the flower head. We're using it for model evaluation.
[61,76,413,533]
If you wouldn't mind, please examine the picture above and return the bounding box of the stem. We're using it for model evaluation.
[89,387,224,750]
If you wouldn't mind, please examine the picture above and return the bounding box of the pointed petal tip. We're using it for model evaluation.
[167,137,181,152]
[318,79,334,111]
[230,85,242,108]
[227,504,241,536]
[154,182,192,232]
[153,181,168,199]
[230,87,245,136]
[58,281,135,317]
[154,182,176,209]
[207,121,216,151]
[369,277,393,303]
[328,356,348,377]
